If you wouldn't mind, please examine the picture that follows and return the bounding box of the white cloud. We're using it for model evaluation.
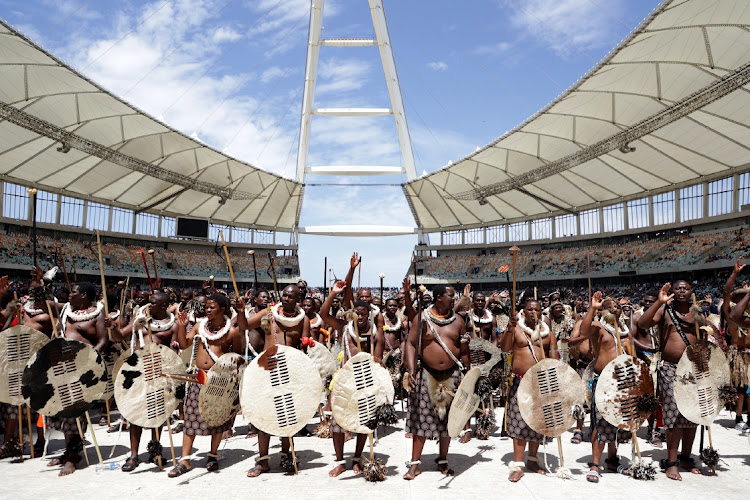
[212,26,242,43]
[506,0,626,57]
[473,42,512,56]
[316,58,372,95]
[260,66,285,84]
[427,61,448,72]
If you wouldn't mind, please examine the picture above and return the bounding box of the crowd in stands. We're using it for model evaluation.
[415,227,747,282]
[0,232,299,280]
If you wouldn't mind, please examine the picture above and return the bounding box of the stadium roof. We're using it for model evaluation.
[404,0,750,232]
[0,20,303,232]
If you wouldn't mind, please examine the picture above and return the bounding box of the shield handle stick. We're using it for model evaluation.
[167,413,177,467]
[84,411,103,464]
[691,294,716,473]
[17,405,24,461]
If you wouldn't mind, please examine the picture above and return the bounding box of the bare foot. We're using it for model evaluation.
[679,457,702,475]
[459,430,471,444]
[47,458,61,467]
[352,460,363,474]
[437,462,454,476]
[221,429,234,439]
[666,465,682,481]
[527,459,545,475]
[329,464,346,477]
[245,431,257,439]
[403,464,421,480]
[405,433,413,438]
[59,460,76,476]
[508,469,524,482]
[247,464,270,477]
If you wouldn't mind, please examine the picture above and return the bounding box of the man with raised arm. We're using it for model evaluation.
[638,281,708,481]
[499,299,557,482]
[319,278,385,477]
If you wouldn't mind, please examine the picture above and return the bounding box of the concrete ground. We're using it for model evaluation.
[1,404,748,500]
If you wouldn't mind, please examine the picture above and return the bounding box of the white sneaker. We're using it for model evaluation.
[734,421,748,431]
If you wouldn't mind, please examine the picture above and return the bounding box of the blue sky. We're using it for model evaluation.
[1,0,660,287]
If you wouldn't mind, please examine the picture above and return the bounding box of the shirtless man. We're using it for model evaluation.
[546,300,574,363]
[245,285,311,477]
[567,316,592,444]
[726,258,750,430]
[106,292,178,472]
[49,282,108,476]
[320,280,385,477]
[468,292,497,343]
[578,292,631,483]
[499,299,558,482]
[638,281,707,480]
[630,291,662,445]
[403,284,469,480]
[0,277,54,458]
[170,293,243,477]
[383,298,407,354]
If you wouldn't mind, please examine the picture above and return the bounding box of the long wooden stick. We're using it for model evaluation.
[56,246,72,294]
[148,249,159,283]
[707,426,716,473]
[557,436,565,468]
[289,437,299,475]
[153,428,163,471]
[167,417,177,466]
[510,246,520,316]
[369,433,375,461]
[95,230,112,342]
[268,253,280,302]
[218,230,241,300]
[17,405,24,461]
[26,404,34,459]
[84,411,103,464]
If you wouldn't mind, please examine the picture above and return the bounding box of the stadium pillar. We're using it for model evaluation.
[702,181,709,218]
[674,189,681,222]
[648,195,654,226]
[733,173,740,212]
[623,200,629,230]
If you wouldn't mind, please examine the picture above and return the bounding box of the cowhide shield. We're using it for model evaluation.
[101,347,122,401]
[22,338,107,418]
[0,326,49,406]
[198,353,246,427]
[594,354,654,431]
[468,337,503,377]
[582,360,596,407]
[674,339,731,426]
[447,367,481,437]
[518,358,585,437]
[331,352,394,434]
[114,343,184,428]
[241,345,322,437]
[306,340,337,382]
[179,347,194,371]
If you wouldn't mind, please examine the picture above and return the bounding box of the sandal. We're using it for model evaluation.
[570,429,583,444]
[586,463,601,483]
[649,434,663,447]
[172,422,183,434]
[206,453,219,472]
[107,420,128,433]
[604,457,620,473]
[168,462,192,478]
[122,456,140,472]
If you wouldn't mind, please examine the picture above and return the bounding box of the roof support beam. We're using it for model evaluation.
[0,100,263,201]
[450,60,750,201]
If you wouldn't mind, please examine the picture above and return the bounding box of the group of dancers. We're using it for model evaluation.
[0,251,748,485]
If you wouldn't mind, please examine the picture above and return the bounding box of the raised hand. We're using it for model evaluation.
[350,252,360,269]
[658,283,674,305]
[591,291,604,310]
[0,276,10,296]
[463,283,471,297]
[402,276,411,293]
[734,257,746,274]
[332,280,347,295]
[177,310,189,327]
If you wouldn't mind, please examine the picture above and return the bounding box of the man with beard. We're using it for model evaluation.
[499,299,557,482]
[244,285,310,477]
[106,292,178,472]
[403,284,470,480]
[638,280,712,480]
[319,280,385,477]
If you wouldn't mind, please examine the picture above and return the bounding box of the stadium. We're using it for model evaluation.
[1,0,750,496]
